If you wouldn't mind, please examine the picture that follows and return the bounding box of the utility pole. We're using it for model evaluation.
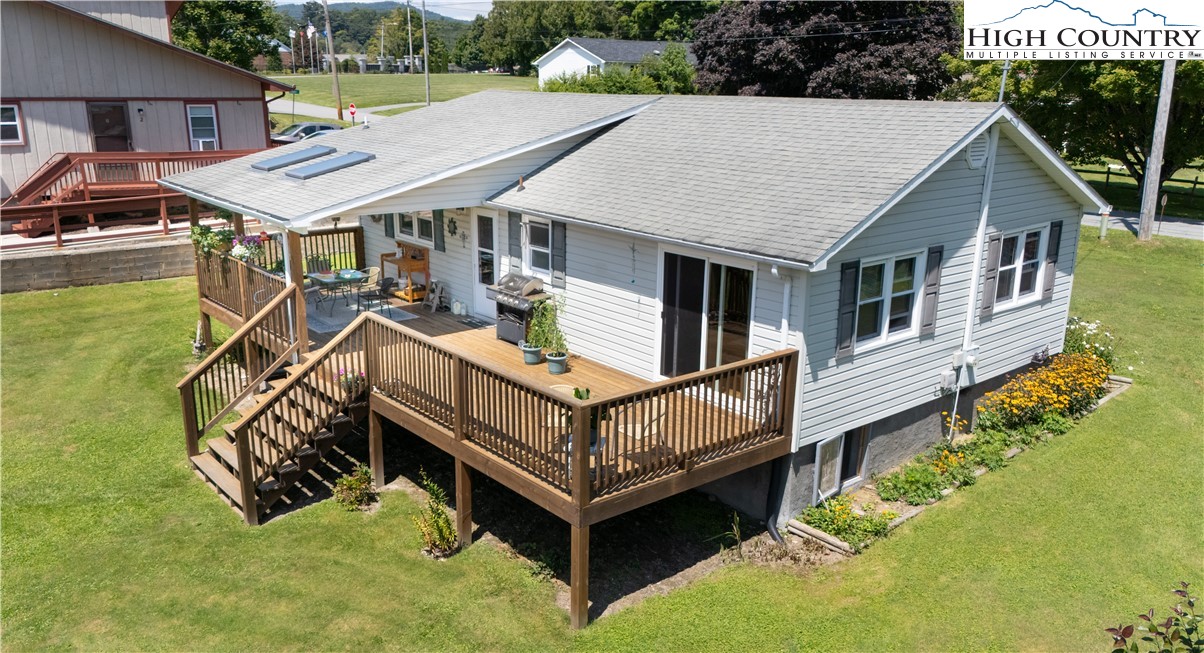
[406,2,415,74]
[380,21,385,62]
[998,60,1012,103]
[322,0,343,121]
[1139,60,1176,241]
[421,0,430,105]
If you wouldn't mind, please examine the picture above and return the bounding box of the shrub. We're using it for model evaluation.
[959,429,1011,471]
[411,469,458,557]
[1040,411,1074,436]
[876,463,945,505]
[1107,581,1201,652]
[977,353,1111,430]
[799,495,895,552]
[1064,316,1118,370]
[333,464,376,511]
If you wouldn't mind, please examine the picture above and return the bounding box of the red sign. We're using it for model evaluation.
[348,103,357,116]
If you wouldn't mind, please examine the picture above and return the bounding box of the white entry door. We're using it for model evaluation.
[472,209,499,320]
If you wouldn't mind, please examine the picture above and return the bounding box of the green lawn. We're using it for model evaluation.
[269,73,536,108]
[2,233,1201,650]
[1075,163,1204,220]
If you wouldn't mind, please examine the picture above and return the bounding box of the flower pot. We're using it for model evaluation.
[546,351,568,375]
[520,341,543,365]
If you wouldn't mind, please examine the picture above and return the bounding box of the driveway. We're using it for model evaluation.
[1081,211,1203,241]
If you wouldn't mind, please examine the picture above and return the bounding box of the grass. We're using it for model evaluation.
[1074,163,1204,220]
[373,105,425,117]
[573,233,1204,651]
[268,73,536,108]
[2,233,1200,650]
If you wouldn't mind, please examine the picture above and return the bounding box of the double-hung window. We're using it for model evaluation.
[855,253,920,345]
[994,227,1046,308]
[0,104,23,144]
[186,104,219,151]
[525,218,552,279]
[398,211,435,243]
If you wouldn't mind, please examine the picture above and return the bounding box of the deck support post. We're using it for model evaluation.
[284,230,309,352]
[233,426,260,526]
[455,458,473,546]
[368,406,385,489]
[570,523,589,629]
[187,197,200,227]
[232,212,246,236]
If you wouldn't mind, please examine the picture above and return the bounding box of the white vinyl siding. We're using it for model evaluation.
[536,42,605,88]
[796,133,1084,448]
[187,104,218,151]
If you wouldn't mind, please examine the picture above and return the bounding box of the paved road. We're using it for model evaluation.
[268,99,428,122]
[1081,211,1203,241]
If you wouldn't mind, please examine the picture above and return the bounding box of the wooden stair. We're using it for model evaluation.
[189,358,368,521]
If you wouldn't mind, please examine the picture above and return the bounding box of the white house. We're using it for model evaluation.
[533,37,695,87]
[163,89,1106,516]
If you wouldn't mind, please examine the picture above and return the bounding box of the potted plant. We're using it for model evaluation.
[521,299,554,366]
[545,323,568,375]
[568,388,609,450]
[189,224,235,257]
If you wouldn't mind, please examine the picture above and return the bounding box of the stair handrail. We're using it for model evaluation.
[179,283,302,457]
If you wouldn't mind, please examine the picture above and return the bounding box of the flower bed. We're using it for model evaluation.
[790,316,1129,554]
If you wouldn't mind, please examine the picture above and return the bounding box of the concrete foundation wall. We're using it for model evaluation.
[702,365,1027,523]
[0,237,195,293]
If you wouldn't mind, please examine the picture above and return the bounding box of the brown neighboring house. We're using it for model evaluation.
[0,0,291,200]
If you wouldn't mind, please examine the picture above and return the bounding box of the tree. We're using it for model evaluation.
[613,1,718,41]
[481,1,621,75]
[172,0,281,71]
[638,43,695,94]
[941,59,1204,188]
[692,1,959,99]
[453,16,488,71]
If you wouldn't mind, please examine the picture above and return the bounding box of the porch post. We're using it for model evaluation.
[232,212,246,236]
[283,230,309,352]
[570,523,589,629]
[368,405,385,488]
[454,458,473,546]
[189,198,212,349]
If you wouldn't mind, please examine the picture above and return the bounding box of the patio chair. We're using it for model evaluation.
[614,397,668,448]
[356,277,396,317]
[305,255,331,274]
[354,266,381,304]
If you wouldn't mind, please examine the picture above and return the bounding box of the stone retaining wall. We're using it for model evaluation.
[0,237,195,293]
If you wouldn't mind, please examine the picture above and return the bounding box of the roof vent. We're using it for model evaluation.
[251,145,336,171]
[284,151,375,180]
[965,134,989,169]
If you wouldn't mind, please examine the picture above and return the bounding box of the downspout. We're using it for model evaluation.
[948,124,1001,439]
[765,264,794,542]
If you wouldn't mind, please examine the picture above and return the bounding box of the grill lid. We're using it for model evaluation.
[495,272,544,296]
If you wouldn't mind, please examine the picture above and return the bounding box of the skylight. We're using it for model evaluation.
[284,152,376,180]
[250,145,336,171]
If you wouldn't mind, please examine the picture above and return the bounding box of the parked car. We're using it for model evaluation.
[271,122,341,145]
[299,130,332,141]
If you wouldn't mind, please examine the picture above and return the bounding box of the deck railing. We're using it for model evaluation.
[251,226,366,273]
[179,284,302,456]
[196,255,288,323]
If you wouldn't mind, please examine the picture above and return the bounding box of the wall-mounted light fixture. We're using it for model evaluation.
[136,107,145,122]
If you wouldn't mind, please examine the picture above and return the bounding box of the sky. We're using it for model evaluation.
[338,0,493,21]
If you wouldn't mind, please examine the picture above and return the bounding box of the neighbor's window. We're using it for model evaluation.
[525,218,551,278]
[995,227,1046,307]
[398,211,434,243]
[856,253,920,344]
[0,104,23,144]
[186,104,218,151]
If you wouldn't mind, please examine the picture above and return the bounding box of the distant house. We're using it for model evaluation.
[253,40,293,73]
[534,37,695,87]
[0,0,291,200]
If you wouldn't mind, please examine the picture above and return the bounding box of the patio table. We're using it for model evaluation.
[306,270,367,314]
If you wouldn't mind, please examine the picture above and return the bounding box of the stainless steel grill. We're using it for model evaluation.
[487,273,547,345]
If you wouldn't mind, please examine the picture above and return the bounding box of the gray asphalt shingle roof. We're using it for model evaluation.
[564,38,697,65]
[488,96,1002,266]
[158,91,656,225]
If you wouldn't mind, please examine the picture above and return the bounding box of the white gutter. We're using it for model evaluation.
[156,179,299,231]
[962,125,1001,354]
[773,265,793,350]
[486,201,813,272]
